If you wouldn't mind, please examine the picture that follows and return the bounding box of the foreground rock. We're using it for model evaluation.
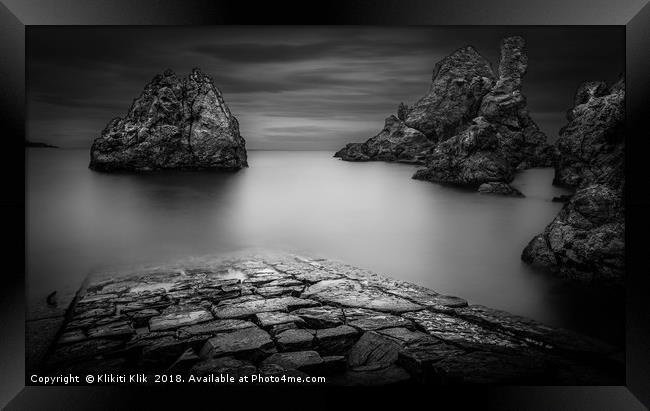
[89,68,247,171]
[522,77,625,282]
[336,36,552,189]
[38,252,622,385]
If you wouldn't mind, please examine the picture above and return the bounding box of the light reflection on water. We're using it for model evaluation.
[26,148,624,345]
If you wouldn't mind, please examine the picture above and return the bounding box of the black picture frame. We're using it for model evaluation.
[2,0,649,409]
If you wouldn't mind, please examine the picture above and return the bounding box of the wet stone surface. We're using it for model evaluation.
[37,252,623,385]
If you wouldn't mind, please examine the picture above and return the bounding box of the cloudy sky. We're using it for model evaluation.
[27,26,624,150]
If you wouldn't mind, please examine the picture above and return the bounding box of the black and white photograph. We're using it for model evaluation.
[22,25,630,387]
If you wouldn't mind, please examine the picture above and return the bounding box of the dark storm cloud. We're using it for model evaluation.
[27,26,623,149]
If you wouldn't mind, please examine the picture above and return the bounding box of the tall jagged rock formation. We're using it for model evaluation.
[89,68,248,171]
[335,46,495,165]
[403,46,495,142]
[553,77,625,188]
[521,76,625,282]
[335,36,553,194]
[478,36,553,169]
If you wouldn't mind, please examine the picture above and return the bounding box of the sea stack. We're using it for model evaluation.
[521,76,625,282]
[412,36,553,192]
[334,45,495,165]
[335,36,553,194]
[89,68,247,171]
[477,36,554,169]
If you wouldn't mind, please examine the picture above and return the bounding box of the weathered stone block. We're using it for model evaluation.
[199,327,276,361]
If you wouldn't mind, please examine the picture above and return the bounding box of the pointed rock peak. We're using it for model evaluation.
[384,114,401,127]
[431,45,495,83]
[502,35,525,49]
[397,102,411,121]
[89,67,247,172]
[573,81,608,106]
[190,67,205,77]
[187,67,217,86]
[452,44,482,57]
[187,67,204,81]
[147,69,181,90]
[497,36,528,82]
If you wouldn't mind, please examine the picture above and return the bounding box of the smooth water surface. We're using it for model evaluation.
[26,149,624,345]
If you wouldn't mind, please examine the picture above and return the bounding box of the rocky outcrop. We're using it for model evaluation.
[37,252,622,385]
[553,77,625,188]
[403,46,495,141]
[412,117,513,188]
[335,46,494,164]
[335,36,553,187]
[522,78,625,282]
[89,68,247,171]
[334,115,435,164]
[478,36,554,169]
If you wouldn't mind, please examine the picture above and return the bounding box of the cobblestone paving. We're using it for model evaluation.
[37,252,623,385]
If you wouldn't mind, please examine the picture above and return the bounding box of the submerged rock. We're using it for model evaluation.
[478,182,523,197]
[522,77,625,282]
[89,68,247,171]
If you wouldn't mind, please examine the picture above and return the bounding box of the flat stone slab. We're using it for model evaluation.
[377,327,431,345]
[149,309,213,331]
[255,285,303,298]
[36,252,622,386]
[255,312,305,328]
[402,310,525,349]
[315,325,360,355]
[291,306,344,329]
[453,305,615,355]
[303,279,423,313]
[87,320,135,339]
[177,319,256,339]
[211,297,320,319]
[276,328,316,352]
[348,332,402,371]
[199,327,276,361]
[344,308,413,331]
